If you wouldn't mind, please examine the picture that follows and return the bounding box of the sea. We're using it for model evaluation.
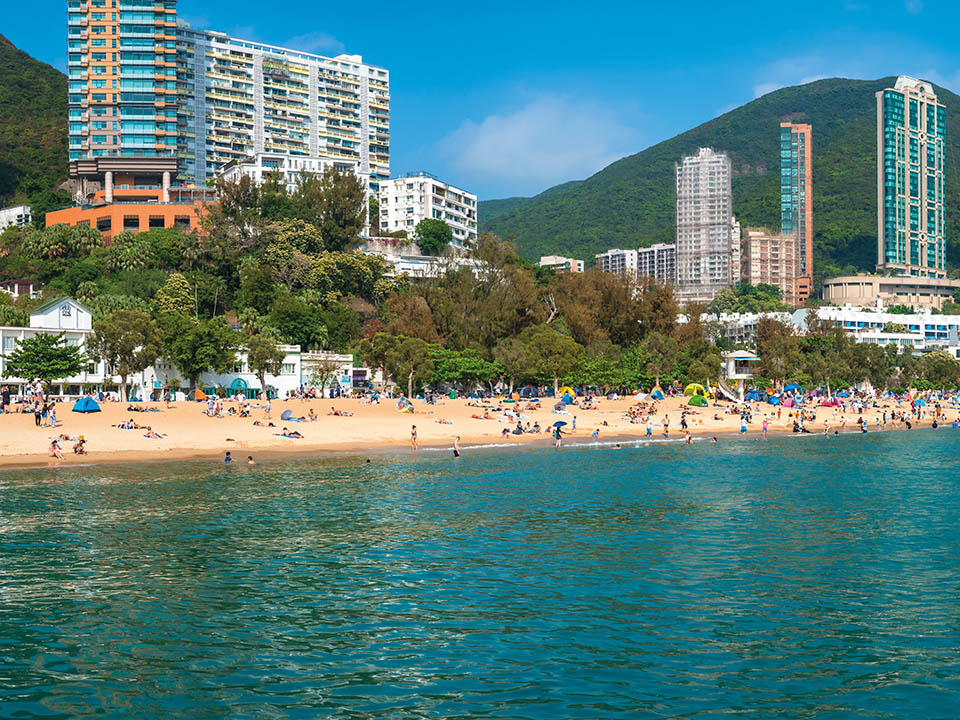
[1,430,959,718]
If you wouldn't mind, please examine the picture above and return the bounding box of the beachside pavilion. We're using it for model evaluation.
[0,297,111,396]
[0,297,367,400]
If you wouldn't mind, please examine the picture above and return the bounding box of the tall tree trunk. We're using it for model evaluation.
[553,373,559,397]
[120,375,127,403]
[407,371,414,399]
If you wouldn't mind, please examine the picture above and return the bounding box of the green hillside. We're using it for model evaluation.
[480,77,960,282]
[0,34,68,209]
[481,180,582,223]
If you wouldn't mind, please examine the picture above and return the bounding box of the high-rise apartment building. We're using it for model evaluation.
[379,173,478,248]
[876,76,945,277]
[740,228,798,306]
[66,1,389,193]
[595,245,677,284]
[780,123,812,302]
[675,148,736,304]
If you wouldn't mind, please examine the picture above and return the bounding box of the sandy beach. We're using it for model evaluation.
[0,393,934,469]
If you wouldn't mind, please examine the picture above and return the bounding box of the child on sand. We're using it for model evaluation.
[49,439,63,460]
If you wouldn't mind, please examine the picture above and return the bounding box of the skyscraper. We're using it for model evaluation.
[876,76,945,277]
[66,0,389,193]
[675,148,736,303]
[780,122,812,303]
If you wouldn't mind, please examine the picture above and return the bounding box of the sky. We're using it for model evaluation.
[7,0,960,200]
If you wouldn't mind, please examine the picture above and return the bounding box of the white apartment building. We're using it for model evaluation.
[379,173,478,248]
[0,205,31,231]
[638,244,677,284]
[675,148,737,304]
[539,256,584,273]
[218,153,361,195]
[595,245,677,284]
[595,248,639,276]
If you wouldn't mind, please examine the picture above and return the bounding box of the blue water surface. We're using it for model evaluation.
[1,430,959,718]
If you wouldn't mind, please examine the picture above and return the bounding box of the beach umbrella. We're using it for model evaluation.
[280,409,293,420]
[72,397,101,413]
[784,383,802,392]
[553,421,567,427]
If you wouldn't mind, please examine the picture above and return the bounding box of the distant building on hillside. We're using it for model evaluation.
[378,173,478,248]
[674,148,737,304]
[539,255,584,273]
[0,205,31,231]
[595,248,638,276]
[637,244,677,284]
[821,274,960,310]
[595,244,676,284]
[876,76,945,277]
[780,122,813,302]
[740,228,798,306]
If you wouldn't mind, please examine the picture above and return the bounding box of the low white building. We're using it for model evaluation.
[0,297,109,396]
[378,172,478,248]
[539,256,584,273]
[218,153,362,195]
[0,205,31,231]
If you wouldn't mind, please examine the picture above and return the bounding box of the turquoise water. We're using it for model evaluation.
[1,431,959,718]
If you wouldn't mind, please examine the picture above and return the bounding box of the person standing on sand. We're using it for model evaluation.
[554,425,563,449]
[411,425,419,451]
[264,398,272,420]
[662,415,670,438]
[453,436,461,458]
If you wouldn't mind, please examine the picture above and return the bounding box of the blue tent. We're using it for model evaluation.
[561,393,575,404]
[72,397,101,413]
[784,384,803,392]
[745,389,765,402]
[768,396,781,406]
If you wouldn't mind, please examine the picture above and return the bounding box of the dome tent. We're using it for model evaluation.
[72,397,101,413]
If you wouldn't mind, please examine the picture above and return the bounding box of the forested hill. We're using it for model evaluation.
[0,35,68,209]
[479,77,960,280]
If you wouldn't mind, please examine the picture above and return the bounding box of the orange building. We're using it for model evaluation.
[46,158,214,239]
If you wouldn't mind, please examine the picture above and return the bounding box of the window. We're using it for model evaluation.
[61,305,73,318]
[123,215,141,231]
[281,363,296,375]
[149,216,165,229]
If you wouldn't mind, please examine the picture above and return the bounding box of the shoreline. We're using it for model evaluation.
[0,420,936,472]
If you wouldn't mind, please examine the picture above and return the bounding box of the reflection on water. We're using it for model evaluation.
[1,431,959,718]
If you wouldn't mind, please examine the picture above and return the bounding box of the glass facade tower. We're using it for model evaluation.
[876,76,945,277]
[780,123,812,304]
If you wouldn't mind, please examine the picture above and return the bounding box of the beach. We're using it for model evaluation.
[0,393,938,468]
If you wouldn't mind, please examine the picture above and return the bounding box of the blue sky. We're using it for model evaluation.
[7,0,960,200]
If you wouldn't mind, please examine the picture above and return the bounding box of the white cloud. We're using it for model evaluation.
[282,31,344,55]
[753,81,783,98]
[435,95,640,196]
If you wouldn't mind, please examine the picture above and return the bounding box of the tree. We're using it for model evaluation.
[636,279,678,338]
[414,218,453,255]
[429,347,501,391]
[493,337,528,393]
[385,336,434,398]
[520,324,582,395]
[920,351,960,391]
[308,355,344,395]
[640,331,679,387]
[246,333,286,395]
[4,333,87,386]
[88,310,161,401]
[359,332,401,391]
[162,316,239,389]
[154,273,194,317]
[300,167,366,252]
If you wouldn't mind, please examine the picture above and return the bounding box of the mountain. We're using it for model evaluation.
[479,77,960,281]
[0,34,68,206]
[480,181,582,223]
